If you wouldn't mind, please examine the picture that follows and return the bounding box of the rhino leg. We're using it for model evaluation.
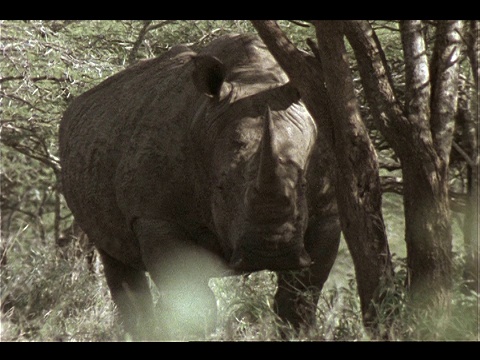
[133,218,219,340]
[274,215,341,334]
[97,248,155,340]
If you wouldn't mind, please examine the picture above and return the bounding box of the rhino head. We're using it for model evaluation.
[191,52,317,272]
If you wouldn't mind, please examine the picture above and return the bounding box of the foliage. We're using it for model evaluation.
[0,227,122,341]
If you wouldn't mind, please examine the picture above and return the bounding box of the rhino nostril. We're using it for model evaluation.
[298,248,312,267]
[229,251,245,269]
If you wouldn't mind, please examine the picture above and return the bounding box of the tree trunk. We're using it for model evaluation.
[457,87,479,293]
[313,21,393,330]
[251,20,394,334]
[466,21,479,87]
[344,20,463,306]
[462,20,479,293]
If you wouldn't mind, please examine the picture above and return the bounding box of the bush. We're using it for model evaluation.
[1,230,121,342]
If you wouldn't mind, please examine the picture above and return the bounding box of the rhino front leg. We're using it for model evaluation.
[97,248,155,340]
[133,218,220,340]
[274,215,341,334]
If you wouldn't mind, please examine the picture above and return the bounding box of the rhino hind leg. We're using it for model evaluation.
[274,215,341,336]
[97,248,156,340]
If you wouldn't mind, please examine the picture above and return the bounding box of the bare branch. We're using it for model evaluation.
[0,75,68,84]
[1,140,61,175]
[371,23,401,32]
[452,141,475,167]
[127,20,153,66]
[126,20,178,66]
[0,92,47,113]
[380,176,403,195]
[0,76,28,83]
[287,20,311,28]
[146,20,177,32]
[379,160,401,171]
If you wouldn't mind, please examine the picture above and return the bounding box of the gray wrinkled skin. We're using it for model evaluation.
[60,34,340,339]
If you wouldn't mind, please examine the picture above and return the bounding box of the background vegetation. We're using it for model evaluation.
[1,20,478,341]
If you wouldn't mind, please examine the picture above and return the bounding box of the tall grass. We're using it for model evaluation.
[1,228,123,341]
[210,256,478,341]
[1,193,478,341]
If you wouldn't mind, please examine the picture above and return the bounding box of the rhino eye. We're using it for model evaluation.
[300,178,307,190]
[216,182,225,192]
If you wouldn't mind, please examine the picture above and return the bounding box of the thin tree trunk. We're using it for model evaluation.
[313,21,393,330]
[457,87,479,293]
[463,20,479,293]
[430,20,464,174]
[466,21,479,87]
[54,184,61,246]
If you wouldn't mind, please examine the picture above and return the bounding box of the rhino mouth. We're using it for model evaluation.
[229,243,311,272]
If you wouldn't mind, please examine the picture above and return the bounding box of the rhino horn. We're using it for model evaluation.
[256,107,281,195]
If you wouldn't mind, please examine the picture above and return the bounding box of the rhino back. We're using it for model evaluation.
[60,46,199,267]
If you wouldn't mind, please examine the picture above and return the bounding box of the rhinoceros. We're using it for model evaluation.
[59,33,341,340]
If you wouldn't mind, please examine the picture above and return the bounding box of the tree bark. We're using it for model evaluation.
[462,20,479,293]
[466,21,479,88]
[430,20,464,174]
[251,20,394,333]
[313,21,393,330]
[344,20,462,306]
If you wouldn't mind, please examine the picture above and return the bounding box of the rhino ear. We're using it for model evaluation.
[192,55,228,99]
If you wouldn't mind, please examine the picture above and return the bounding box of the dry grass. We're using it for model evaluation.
[1,194,478,341]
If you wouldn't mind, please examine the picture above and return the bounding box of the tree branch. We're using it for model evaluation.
[380,176,403,195]
[379,160,401,171]
[0,75,68,84]
[287,20,311,28]
[452,141,475,167]
[0,92,46,113]
[343,21,411,155]
[1,140,61,175]
[146,20,177,32]
[127,20,153,66]
[127,20,178,66]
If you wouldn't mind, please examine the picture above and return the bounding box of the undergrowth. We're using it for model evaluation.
[1,231,478,342]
